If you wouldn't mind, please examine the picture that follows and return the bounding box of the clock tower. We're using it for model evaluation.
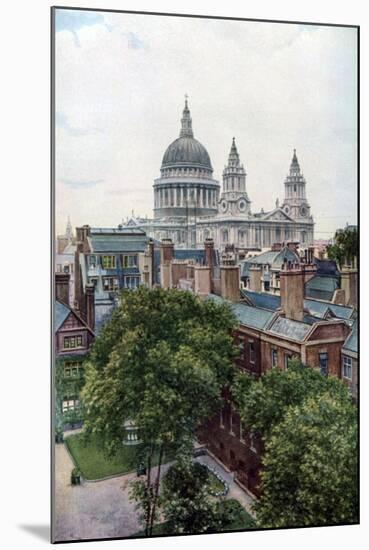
[281,149,311,220]
[219,138,251,216]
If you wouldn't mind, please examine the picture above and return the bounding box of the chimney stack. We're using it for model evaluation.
[194,266,211,296]
[340,266,358,308]
[55,272,70,306]
[280,261,305,322]
[204,238,215,292]
[220,265,240,302]
[160,239,174,264]
[149,239,155,287]
[85,283,95,331]
[249,265,262,292]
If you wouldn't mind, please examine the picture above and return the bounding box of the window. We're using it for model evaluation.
[319,352,328,376]
[342,356,352,380]
[122,254,138,268]
[250,432,257,453]
[284,353,292,369]
[88,255,97,268]
[229,410,234,435]
[271,348,278,368]
[264,281,270,292]
[125,276,140,288]
[103,277,119,291]
[63,265,70,274]
[222,229,228,243]
[237,337,245,361]
[220,408,224,428]
[89,277,98,288]
[102,255,116,269]
[62,397,80,412]
[249,341,255,364]
[240,423,245,443]
[63,335,83,349]
[64,361,83,378]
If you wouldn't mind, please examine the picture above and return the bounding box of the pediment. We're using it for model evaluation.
[261,208,294,221]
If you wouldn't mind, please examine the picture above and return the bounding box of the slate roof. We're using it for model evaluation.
[173,249,219,265]
[304,299,354,320]
[207,294,275,330]
[314,258,340,277]
[89,235,149,253]
[342,321,358,354]
[55,300,71,332]
[241,289,281,311]
[267,316,311,342]
[305,275,339,301]
[240,247,299,278]
[243,289,355,321]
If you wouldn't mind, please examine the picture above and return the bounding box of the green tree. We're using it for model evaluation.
[160,461,234,534]
[232,359,351,437]
[232,361,358,527]
[327,227,358,268]
[255,394,358,528]
[81,287,238,536]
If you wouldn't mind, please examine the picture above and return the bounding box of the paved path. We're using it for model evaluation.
[54,439,173,542]
[54,436,255,542]
[195,454,256,516]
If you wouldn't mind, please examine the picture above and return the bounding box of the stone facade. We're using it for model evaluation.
[130,99,314,251]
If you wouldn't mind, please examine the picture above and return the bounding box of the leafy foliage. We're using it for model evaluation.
[81,286,238,534]
[255,394,358,527]
[232,359,352,437]
[160,461,234,534]
[232,360,358,527]
[327,227,358,268]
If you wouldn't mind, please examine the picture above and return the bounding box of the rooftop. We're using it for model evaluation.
[267,316,311,342]
[89,234,150,253]
[207,294,275,330]
[55,300,71,332]
[342,321,358,354]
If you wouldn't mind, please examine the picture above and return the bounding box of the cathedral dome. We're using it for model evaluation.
[161,98,213,171]
[161,136,212,170]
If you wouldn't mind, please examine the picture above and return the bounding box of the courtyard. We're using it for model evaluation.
[54,431,256,542]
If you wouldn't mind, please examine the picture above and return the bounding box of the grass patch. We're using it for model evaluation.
[65,432,166,480]
[207,470,227,495]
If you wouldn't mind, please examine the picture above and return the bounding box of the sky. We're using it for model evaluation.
[54,9,358,238]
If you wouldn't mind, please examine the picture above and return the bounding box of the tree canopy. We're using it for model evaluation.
[81,286,238,534]
[327,226,358,268]
[232,361,358,528]
[160,461,237,534]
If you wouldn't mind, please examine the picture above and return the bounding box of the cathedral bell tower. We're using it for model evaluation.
[219,138,251,216]
[281,149,311,220]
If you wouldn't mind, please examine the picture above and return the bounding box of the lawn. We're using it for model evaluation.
[132,499,257,537]
[207,469,227,495]
[65,432,165,480]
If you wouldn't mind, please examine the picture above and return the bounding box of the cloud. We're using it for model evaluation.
[127,32,146,50]
[55,12,357,237]
[60,178,104,189]
[55,9,110,47]
[56,111,102,137]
